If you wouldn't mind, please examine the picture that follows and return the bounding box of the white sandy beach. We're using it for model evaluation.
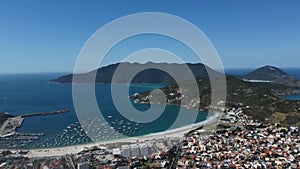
[10,112,220,158]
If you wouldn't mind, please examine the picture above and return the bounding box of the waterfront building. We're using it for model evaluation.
[112,148,121,156]
[121,145,131,158]
[130,144,139,157]
[139,143,149,156]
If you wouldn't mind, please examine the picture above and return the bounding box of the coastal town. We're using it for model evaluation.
[1,105,299,169]
[177,107,300,168]
[1,0,300,168]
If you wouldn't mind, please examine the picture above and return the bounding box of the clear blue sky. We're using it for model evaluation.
[0,0,299,73]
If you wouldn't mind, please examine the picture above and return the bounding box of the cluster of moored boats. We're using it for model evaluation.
[34,116,145,148]
[0,132,44,149]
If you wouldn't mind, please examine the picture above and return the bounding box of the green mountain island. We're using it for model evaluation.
[241,65,300,87]
[51,62,300,125]
[50,62,215,84]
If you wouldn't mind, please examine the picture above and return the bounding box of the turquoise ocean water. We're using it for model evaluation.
[0,73,208,148]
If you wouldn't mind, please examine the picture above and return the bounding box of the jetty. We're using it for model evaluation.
[0,109,69,137]
[20,109,69,118]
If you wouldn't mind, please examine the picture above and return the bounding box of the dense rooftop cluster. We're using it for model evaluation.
[178,108,300,168]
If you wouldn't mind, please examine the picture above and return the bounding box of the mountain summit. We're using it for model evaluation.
[241,65,300,86]
[50,62,220,84]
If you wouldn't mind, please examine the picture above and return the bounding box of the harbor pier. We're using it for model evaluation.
[0,109,69,136]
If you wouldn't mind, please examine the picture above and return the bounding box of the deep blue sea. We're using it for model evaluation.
[0,73,209,148]
[0,68,299,148]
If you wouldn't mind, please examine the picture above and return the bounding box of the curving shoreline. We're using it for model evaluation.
[15,112,221,158]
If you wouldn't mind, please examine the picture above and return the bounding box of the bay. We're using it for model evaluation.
[0,74,208,148]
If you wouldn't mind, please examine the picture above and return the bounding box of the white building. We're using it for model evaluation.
[146,142,154,155]
[139,143,149,156]
[121,145,131,157]
[113,148,121,156]
[130,144,139,157]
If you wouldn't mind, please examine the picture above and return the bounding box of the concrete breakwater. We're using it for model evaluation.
[0,109,69,136]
